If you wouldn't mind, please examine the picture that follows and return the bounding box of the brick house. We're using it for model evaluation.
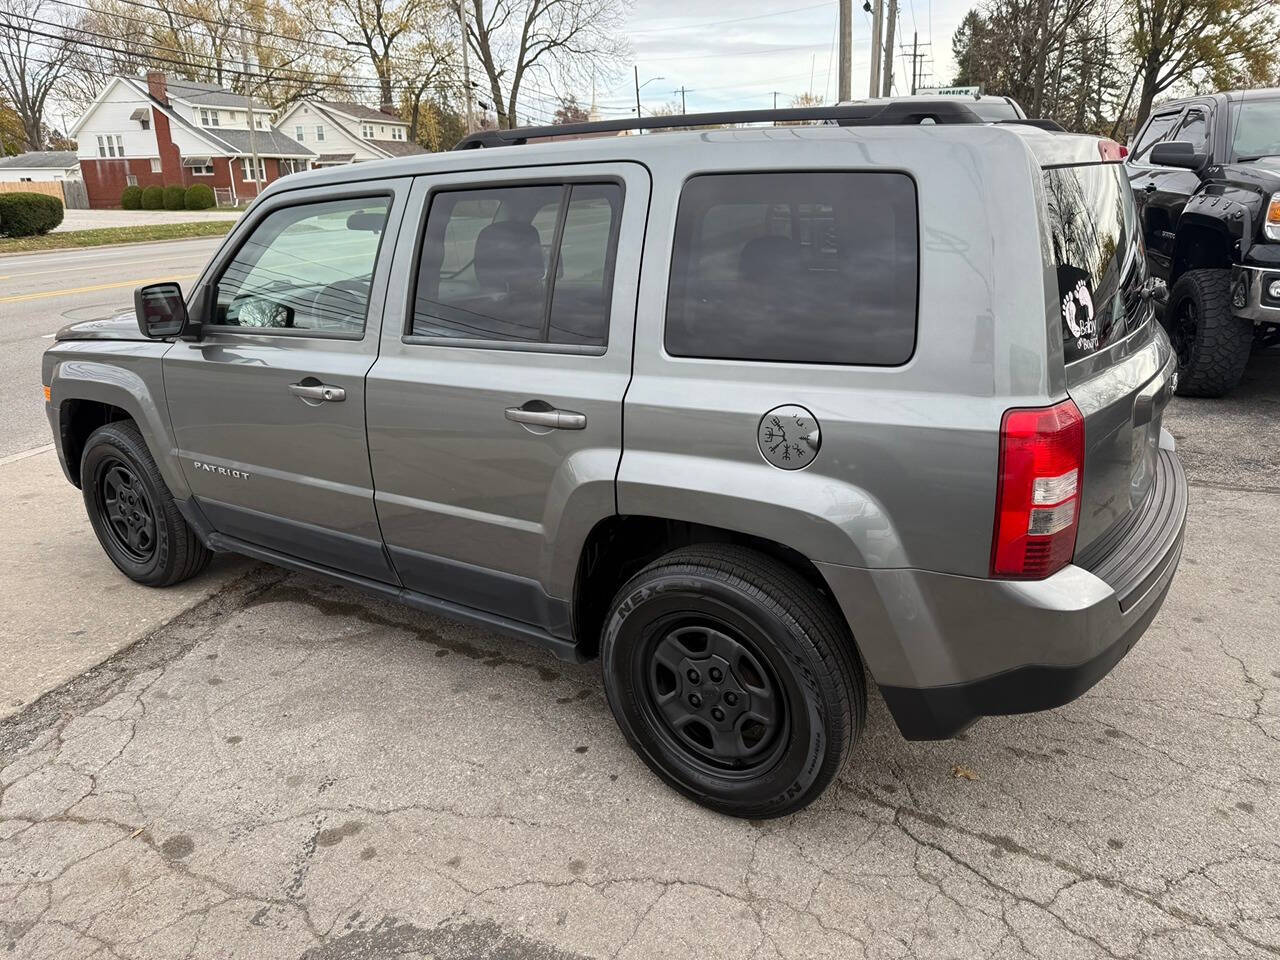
[70,72,314,208]
[274,99,426,166]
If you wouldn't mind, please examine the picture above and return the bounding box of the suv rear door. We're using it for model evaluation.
[1042,159,1175,562]
[365,162,649,637]
[164,180,409,582]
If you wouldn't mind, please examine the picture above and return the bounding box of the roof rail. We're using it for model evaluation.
[453,100,983,150]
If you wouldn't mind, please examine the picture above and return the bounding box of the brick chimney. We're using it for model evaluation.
[379,102,399,117]
[146,71,168,105]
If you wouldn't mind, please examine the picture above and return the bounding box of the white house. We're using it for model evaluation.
[69,72,314,207]
[275,100,426,166]
[0,151,81,181]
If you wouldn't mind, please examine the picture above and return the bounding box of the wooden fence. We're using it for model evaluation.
[0,180,89,208]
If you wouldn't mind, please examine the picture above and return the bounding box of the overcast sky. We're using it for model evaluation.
[521,0,975,123]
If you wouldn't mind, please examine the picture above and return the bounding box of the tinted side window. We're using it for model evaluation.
[664,172,918,365]
[1173,108,1208,152]
[214,196,390,334]
[1131,112,1181,161]
[1042,164,1143,364]
[413,182,622,348]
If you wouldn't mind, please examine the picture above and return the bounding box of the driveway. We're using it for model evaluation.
[1,351,1277,959]
[54,209,242,232]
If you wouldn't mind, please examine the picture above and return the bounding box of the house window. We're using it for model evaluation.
[391,127,404,141]
[182,156,215,175]
[97,135,106,157]
[140,116,150,130]
[115,135,125,156]
[19,176,32,182]
[379,125,385,134]
[362,123,374,138]
[295,125,304,141]
[125,174,138,186]
[150,158,161,173]
[315,125,325,141]
[242,157,266,181]
[200,108,220,126]
[254,116,265,130]
[229,112,238,122]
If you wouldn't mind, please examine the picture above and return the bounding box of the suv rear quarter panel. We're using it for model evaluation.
[619,126,1058,579]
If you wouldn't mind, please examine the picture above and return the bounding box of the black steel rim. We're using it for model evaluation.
[637,616,788,774]
[96,457,157,563]
[1172,296,1198,369]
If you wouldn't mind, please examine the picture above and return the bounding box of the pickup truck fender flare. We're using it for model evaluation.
[1176,191,1252,261]
[50,356,190,499]
[614,452,906,570]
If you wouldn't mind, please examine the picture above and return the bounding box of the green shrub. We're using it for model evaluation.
[140,185,164,210]
[162,185,185,210]
[184,183,215,210]
[120,185,143,210]
[0,192,64,237]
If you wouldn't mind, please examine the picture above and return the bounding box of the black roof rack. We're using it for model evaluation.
[453,100,984,150]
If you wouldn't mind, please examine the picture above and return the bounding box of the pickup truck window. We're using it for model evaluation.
[664,171,918,366]
[412,182,622,348]
[1174,108,1208,153]
[213,196,390,335]
[1229,98,1280,161]
[1131,112,1181,162]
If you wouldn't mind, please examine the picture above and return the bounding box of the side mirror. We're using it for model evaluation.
[134,282,188,339]
[1149,140,1206,170]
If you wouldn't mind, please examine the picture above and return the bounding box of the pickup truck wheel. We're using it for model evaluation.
[1164,269,1253,398]
[600,544,865,818]
[81,421,211,587]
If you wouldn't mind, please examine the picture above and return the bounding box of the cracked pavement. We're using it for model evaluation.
[1,352,1278,959]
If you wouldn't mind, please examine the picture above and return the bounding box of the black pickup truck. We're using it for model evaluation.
[1126,88,1280,396]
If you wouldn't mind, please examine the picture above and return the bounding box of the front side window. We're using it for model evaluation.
[1131,111,1182,162]
[1173,108,1208,153]
[665,172,918,365]
[213,196,391,335]
[412,182,622,348]
[1042,163,1144,363]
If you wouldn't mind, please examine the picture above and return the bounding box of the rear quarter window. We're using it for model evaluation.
[664,171,918,365]
[1042,163,1144,364]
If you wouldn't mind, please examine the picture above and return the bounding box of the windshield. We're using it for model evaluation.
[967,99,1021,121]
[1230,98,1280,160]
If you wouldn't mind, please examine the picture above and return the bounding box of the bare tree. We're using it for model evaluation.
[0,0,78,149]
[459,0,625,129]
[316,0,445,108]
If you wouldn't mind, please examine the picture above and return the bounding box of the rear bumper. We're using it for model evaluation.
[817,444,1187,740]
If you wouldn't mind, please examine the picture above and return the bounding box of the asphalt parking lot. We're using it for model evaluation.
[1,243,1278,957]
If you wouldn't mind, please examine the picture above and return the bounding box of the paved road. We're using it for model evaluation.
[0,237,225,458]
[1,260,1277,959]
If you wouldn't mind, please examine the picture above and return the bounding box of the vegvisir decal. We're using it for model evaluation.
[757,405,821,470]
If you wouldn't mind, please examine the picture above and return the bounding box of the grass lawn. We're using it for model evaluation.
[0,220,235,254]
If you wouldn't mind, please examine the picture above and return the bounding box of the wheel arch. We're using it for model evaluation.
[571,514,849,661]
[51,362,187,497]
[1170,209,1237,283]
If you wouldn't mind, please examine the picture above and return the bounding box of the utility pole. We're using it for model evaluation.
[880,0,898,96]
[634,66,642,125]
[457,1,474,133]
[676,86,688,114]
[838,0,852,102]
[240,28,262,199]
[868,0,882,98]
[911,32,925,96]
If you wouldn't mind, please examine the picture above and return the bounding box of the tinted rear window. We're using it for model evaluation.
[1042,163,1143,364]
[664,172,918,365]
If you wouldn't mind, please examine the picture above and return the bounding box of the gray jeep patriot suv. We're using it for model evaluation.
[43,103,1187,818]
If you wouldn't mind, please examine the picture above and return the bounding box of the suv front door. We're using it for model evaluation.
[366,163,648,639]
[165,181,409,581]
[1128,105,1208,277]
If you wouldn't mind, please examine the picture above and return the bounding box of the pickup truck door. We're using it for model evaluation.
[1129,106,1207,278]
[164,180,410,582]
[365,163,648,640]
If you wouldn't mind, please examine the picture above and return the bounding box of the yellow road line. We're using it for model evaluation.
[0,274,195,304]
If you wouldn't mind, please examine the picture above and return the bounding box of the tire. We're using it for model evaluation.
[80,420,212,587]
[600,544,865,818]
[1163,268,1253,398]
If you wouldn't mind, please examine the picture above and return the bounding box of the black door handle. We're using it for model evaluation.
[1144,182,1157,192]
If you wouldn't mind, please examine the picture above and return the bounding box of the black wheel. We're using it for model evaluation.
[81,420,212,587]
[600,544,865,818]
[1163,269,1253,398]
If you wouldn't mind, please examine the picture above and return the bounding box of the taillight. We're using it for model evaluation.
[991,399,1084,579]
[1098,139,1126,161]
